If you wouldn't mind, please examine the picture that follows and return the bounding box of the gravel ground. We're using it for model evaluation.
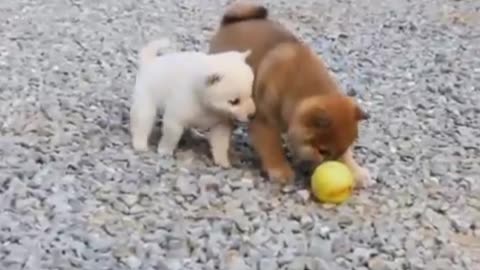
[1,0,479,269]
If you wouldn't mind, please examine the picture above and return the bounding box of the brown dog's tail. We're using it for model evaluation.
[221,1,268,26]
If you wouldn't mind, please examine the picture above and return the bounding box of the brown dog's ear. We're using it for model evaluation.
[205,73,222,86]
[355,105,369,121]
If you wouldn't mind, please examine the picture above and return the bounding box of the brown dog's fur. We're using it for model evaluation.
[209,1,371,186]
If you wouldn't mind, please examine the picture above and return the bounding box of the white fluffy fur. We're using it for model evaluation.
[130,40,255,167]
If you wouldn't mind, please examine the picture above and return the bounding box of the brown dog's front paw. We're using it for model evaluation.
[353,166,373,189]
[267,166,295,185]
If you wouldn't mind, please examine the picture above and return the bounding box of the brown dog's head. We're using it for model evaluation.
[287,94,368,165]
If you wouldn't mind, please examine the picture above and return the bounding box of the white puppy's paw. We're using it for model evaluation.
[214,156,231,168]
[132,140,149,152]
[157,146,174,158]
[353,166,373,188]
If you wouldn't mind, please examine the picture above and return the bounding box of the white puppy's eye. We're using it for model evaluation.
[229,98,240,106]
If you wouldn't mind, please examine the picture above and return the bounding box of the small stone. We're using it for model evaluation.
[233,216,251,233]
[225,199,243,212]
[407,256,425,270]
[121,194,138,207]
[88,233,114,252]
[331,234,351,255]
[368,256,392,270]
[129,204,146,214]
[240,177,255,189]
[312,258,332,270]
[199,175,221,190]
[126,255,142,269]
[286,257,311,270]
[268,220,284,234]
[351,247,374,266]
[335,257,352,269]
[243,200,260,215]
[250,228,270,246]
[308,237,333,259]
[258,258,278,270]
[165,258,183,270]
[337,215,354,228]
[176,177,198,197]
[284,220,301,233]
[300,215,314,230]
[231,177,254,190]
[424,208,446,226]
[431,258,452,270]
[281,185,295,193]
[225,250,250,270]
[317,226,331,238]
[450,214,472,233]
[119,181,138,194]
[295,189,310,203]
[277,248,295,265]
[3,244,29,264]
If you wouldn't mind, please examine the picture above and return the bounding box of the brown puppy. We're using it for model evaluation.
[209,1,371,187]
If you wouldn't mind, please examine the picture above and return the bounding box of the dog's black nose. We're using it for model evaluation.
[248,114,255,120]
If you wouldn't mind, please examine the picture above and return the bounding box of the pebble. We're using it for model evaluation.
[368,256,392,270]
[295,189,311,203]
[351,247,375,265]
[308,237,333,259]
[331,234,351,255]
[0,0,477,270]
[257,258,278,270]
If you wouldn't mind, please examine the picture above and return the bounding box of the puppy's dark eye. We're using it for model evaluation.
[229,98,240,105]
[318,147,330,157]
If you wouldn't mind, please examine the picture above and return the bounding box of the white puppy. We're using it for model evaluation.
[130,40,255,167]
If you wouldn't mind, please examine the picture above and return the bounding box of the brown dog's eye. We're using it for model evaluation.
[229,98,240,105]
[318,147,330,157]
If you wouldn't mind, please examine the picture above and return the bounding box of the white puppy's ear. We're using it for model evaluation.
[205,73,223,86]
[241,49,252,59]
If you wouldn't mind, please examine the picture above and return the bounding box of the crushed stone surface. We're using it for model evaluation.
[1,0,479,269]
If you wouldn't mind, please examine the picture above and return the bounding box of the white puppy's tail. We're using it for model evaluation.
[139,38,171,66]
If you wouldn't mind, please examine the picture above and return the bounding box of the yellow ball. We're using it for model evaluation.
[311,161,354,204]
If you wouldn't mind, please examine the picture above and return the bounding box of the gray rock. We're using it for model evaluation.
[126,255,143,269]
[285,257,313,270]
[300,214,314,230]
[120,194,138,207]
[225,250,251,270]
[257,258,278,270]
[368,256,393,270]
[424,208,451,234]
[351,247,375,266]
[0,0,478,269]
[165,259,183,270]
[311,258,333,270]
[308,237,333,259]
[175,176,198,197]
[87,233,114,253]
[331,234,351,255]
[3,244,29,264]
[295,189,310,204]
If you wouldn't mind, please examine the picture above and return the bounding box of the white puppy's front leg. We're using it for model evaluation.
[208,123,232,168]
[130,95,156,152]
[157,115,184,157]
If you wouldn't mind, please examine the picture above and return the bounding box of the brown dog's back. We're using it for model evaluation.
[209,3,297,72]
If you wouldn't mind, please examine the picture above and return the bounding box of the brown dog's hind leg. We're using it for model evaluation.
[249,117,295,185]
